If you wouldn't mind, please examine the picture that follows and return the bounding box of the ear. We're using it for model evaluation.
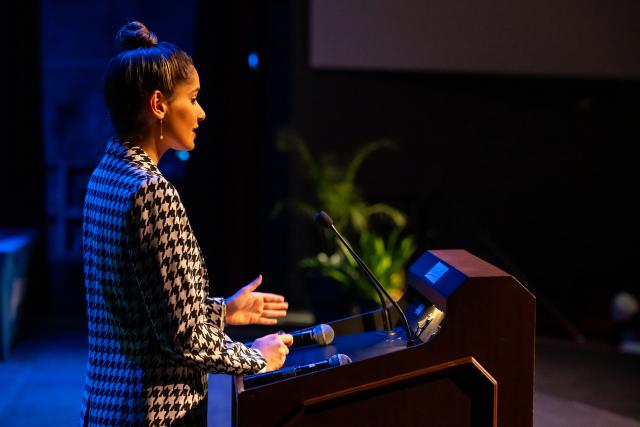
[148,90,168,119]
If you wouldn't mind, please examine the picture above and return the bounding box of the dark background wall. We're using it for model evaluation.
[2,0,638,346]
[0,1,44,324]
[289,65,640,342]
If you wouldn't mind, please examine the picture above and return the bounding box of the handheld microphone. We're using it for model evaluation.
[289,324,335,348]
[314,210,416,346]
[243,353,352,388]
[244,324,335,348]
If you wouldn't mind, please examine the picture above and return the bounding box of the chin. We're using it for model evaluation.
[178,141,195,151]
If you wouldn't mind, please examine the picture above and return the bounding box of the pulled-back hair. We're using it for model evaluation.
[103,21,194,139]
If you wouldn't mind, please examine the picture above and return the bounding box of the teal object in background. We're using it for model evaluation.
[0,229,37,360]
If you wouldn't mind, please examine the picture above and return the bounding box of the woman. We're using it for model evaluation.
[80,21,293,426]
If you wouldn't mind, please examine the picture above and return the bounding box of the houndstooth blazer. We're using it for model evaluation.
[80,139,266,426]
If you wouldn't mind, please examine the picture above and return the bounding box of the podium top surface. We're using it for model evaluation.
[429,249,509,278]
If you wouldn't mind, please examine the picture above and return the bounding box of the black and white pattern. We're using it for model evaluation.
[80,139,266,426]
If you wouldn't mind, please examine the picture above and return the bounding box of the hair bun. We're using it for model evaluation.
[115,21,158,51]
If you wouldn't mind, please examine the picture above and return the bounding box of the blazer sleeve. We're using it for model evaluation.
[127,177,266,375]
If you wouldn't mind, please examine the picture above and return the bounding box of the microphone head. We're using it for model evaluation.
[328,353,352,367]
[312,324,335,345]
[314,211,334,228]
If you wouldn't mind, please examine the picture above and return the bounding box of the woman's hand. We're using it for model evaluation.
[226,275,289,325]
[251,333,293,372]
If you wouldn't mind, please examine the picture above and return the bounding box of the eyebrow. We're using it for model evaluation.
[190,88,200,95]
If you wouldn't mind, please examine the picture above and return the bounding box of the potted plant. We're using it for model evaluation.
[274,129,416,321]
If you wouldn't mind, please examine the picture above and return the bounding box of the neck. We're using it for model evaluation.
[135,136,166,165]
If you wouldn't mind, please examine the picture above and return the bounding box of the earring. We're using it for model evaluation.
[160,118,164,140]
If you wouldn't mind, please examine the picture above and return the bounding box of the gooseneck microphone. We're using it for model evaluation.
[315,211,392,332]
[314,210,416,347]
[289,324,335,348]
[243,353,352,388]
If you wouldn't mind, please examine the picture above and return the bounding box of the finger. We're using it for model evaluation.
[257,293,286,303]
[244,275,263,292]
[279,333,294,347]
[261,309,288,319]
[263,301,289,311]
[255,318,279,326]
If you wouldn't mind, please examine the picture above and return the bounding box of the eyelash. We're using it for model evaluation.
[191,97,198,104]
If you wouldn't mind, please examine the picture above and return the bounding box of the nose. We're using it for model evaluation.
[198,104,206,122]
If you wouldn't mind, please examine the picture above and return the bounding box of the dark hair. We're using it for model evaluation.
[103,21,194,139]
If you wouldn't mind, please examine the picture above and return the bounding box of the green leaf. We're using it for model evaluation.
[344,139,396,184]
[276,129,319,181]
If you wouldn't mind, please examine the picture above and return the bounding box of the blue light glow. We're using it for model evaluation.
[248,52,259,69]
[175,151,190,161]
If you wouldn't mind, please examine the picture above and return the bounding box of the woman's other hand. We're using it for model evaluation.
[226,275,289,325]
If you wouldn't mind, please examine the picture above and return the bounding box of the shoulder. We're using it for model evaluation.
[131,175,182,210]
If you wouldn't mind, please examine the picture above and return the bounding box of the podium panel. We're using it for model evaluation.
[285,357,496,427]
[232,249,535,426]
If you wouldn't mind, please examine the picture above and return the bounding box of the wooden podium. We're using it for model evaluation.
[232,249,536,426]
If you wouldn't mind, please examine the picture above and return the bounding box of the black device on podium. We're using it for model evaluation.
[232,249,536,426]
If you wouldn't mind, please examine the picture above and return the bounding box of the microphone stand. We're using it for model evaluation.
[335,239,394,333]
[315,211,416,347]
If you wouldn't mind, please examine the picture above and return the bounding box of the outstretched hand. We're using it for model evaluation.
[226,275,289,326]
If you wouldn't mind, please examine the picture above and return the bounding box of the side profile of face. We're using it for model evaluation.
[162,68,206,152]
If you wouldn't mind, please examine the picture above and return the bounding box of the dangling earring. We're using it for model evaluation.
[159,118,164,140]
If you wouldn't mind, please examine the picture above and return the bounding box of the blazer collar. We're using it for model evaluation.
[106,138,161,175]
